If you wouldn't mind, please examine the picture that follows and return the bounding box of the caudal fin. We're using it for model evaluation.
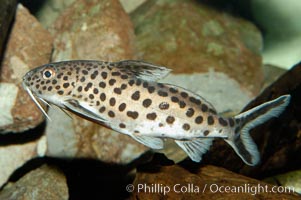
[225,95,291,166]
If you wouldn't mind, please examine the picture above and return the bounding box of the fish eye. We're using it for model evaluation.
[42,68,55,79]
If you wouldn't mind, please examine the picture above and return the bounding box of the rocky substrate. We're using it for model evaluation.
[0,0,300,199]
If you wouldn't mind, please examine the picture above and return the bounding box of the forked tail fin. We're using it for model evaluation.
[225,95,291,166]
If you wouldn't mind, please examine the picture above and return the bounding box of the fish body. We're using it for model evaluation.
[22,60,291,166]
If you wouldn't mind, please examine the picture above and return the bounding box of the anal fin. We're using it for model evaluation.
[130,135,164,149]
[175,138,213,162]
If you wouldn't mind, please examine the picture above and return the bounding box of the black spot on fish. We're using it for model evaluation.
[109,79,116,86]
[91,71,98,79]
[127,111,139,119]
[58,90,64,95]
[82,70,88,75]
[136,79,142,86]
[80,77,85,82]
[108,110,115,118]
[207,116,214,125]
[93,88,99,94]
[146,113,157,120]
[218,117,228,126]
[182,123,190,131]
[119,123,126,128]
[143,82,148,88]
[131,91,140,101]
[204,130,210,136]
[112,71,121,76]
[101,72,107,79]
[100,93,106,101]
[118,103,126,112]
[109,97,116,106]
[158,90,168,97]
[180,92,188,98]
[201,104,208,112]
[128,80,135,86]
[195,116,203,124]
[120,84,127,90]
[159,102,169,110]
[189,97,201,105]
[63,76,68,81]
[84,82,93,91]
[63,83,70,88]
[148,86,155,94]
[209,109,217,115]
[142,99,152,108]
[166,116,175,124]
[114,88,122,95]
[169,87,178,93]
[186,108,195,117]
[171,96,179,103]
[99,82,106,88]
[89,94,94,99]
[121,74,128,79]
[178,101,186,109]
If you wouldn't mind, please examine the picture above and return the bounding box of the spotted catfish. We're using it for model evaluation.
[22,60,291,166]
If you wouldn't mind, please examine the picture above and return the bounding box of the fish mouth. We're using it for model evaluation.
[23,84,51,121]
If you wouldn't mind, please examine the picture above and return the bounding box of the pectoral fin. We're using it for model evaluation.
[63,99,107,125]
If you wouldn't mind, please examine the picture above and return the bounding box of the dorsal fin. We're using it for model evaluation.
[115,60,171,81]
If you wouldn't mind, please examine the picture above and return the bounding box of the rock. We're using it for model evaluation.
[0,165,68,200]
[119,0,147,13]
[251,0,301,69]
[0,4,53,133]
[131,0,263,95]
[0,135,47,188]
[45,108,148,163]
[51,0,135,61]
[264,170,301,194]
[129,164,300,199]
[45,0,146,164]
[201,61,301,178]
[0,0,17,56]
[35,0,76,28]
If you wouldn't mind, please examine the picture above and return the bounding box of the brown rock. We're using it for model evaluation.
[0,4,53,133]
[51,0,135,61]
[0,165,68,200]
[130,164,300,199]
[131,0,263,95]
[202,62,301,178]
[45,0,147,164]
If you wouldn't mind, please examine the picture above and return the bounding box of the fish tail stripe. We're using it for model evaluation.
[225,95,291,166]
